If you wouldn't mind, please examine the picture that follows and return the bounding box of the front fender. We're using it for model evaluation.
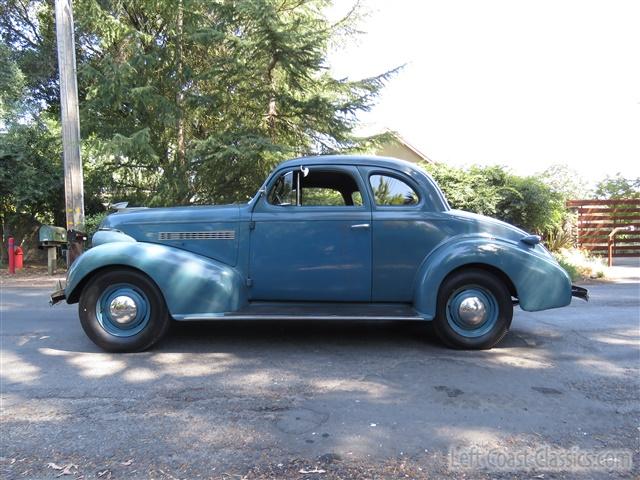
[65,242,247,317]
[413,236,572,318]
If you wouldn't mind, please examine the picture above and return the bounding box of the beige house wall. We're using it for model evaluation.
[375,139,432,164]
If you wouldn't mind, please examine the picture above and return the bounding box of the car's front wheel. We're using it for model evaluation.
[79,269,170,352]
[434,269,513,349]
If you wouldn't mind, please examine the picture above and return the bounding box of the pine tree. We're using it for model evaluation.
[1,0,396,209]
[76,0,396,205]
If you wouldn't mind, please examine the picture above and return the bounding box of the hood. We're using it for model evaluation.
[97,204,241,266]
[101,204,240,232]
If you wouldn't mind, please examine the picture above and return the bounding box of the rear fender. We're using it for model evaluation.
[65,242,247,317]
[413,236,572,318]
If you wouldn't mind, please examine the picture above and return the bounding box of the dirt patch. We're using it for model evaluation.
[0,264,66,288]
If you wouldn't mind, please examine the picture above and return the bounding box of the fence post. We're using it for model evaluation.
[8,236,15,274]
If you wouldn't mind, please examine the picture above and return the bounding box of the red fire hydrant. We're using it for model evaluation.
[14,245,24,270]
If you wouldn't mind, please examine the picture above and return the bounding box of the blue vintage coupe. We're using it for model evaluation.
[52,155,588,351]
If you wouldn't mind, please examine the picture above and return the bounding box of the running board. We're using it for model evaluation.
[173,302,427,321]
[221,314,425,321]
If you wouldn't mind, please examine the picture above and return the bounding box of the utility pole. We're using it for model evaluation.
[55,0,85,266]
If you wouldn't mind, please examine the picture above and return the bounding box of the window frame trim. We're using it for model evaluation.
[260,164,372,212]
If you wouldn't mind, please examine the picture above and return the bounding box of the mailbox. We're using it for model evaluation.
[39,225,67,275]
[39,225,67,247]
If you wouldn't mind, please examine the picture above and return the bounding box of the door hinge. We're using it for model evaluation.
[246,278,253,287]
[249,221,255,230]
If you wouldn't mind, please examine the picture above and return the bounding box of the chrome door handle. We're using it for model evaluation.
[350,223,370,229]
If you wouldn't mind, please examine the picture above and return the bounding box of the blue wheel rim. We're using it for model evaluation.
[96,283,150,337]
[446,285,499,338]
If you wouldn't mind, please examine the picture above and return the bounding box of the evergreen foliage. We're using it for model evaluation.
[75,0,397,205]
[1,0,395,215]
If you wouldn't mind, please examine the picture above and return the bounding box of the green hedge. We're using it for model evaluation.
[422,162,566,235]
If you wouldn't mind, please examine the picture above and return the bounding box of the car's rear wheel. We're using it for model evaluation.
[434,269,513,349]
[79,269,170,352]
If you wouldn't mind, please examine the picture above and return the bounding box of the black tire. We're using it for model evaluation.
[433,268,513,350]
[79,269,170,352]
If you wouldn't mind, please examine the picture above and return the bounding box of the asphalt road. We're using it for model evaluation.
[1,269,639,479]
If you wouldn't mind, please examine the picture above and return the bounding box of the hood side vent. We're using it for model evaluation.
[159,231,235,241]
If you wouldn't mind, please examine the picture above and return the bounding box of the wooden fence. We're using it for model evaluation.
[566,199,640,257]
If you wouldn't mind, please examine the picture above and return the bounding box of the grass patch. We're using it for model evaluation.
[553,248,606,281]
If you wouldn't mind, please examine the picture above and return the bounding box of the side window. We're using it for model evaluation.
[267,168,364,207]
[369,174,419,206]
[268,171,296,206]
[301,170,363,206]
[303,188,345,206]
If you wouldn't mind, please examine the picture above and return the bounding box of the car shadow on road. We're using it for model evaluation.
[164,317,536,353]
[164,319,445,352]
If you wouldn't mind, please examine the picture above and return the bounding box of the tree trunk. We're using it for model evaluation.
[176,0,188,203]
[266,55,278,138]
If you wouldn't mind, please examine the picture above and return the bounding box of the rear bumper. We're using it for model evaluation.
[50,280,67,305]
[571,285,589,302]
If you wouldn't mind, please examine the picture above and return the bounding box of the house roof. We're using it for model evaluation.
[385,131,434,163]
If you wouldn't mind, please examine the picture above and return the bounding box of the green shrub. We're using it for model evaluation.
[555,255,579,281]
[84,212,108,243]
[496,175,565,235]
[542,226,574,253]
[422,162,567,235]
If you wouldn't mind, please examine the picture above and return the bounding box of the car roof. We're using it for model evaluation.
[277,154,424,173]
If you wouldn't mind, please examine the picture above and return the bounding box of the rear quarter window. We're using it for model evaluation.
[369,174,419,206]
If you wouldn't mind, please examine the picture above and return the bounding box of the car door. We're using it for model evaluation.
[249,165,372,302]
[360,166,447,302]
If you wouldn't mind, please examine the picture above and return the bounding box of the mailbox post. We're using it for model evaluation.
[39,226,68,275]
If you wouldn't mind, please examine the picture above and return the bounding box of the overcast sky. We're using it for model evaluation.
[327,0,640,183]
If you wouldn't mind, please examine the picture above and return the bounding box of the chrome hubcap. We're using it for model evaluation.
[457,296,488,327]
[108,295,138,325]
